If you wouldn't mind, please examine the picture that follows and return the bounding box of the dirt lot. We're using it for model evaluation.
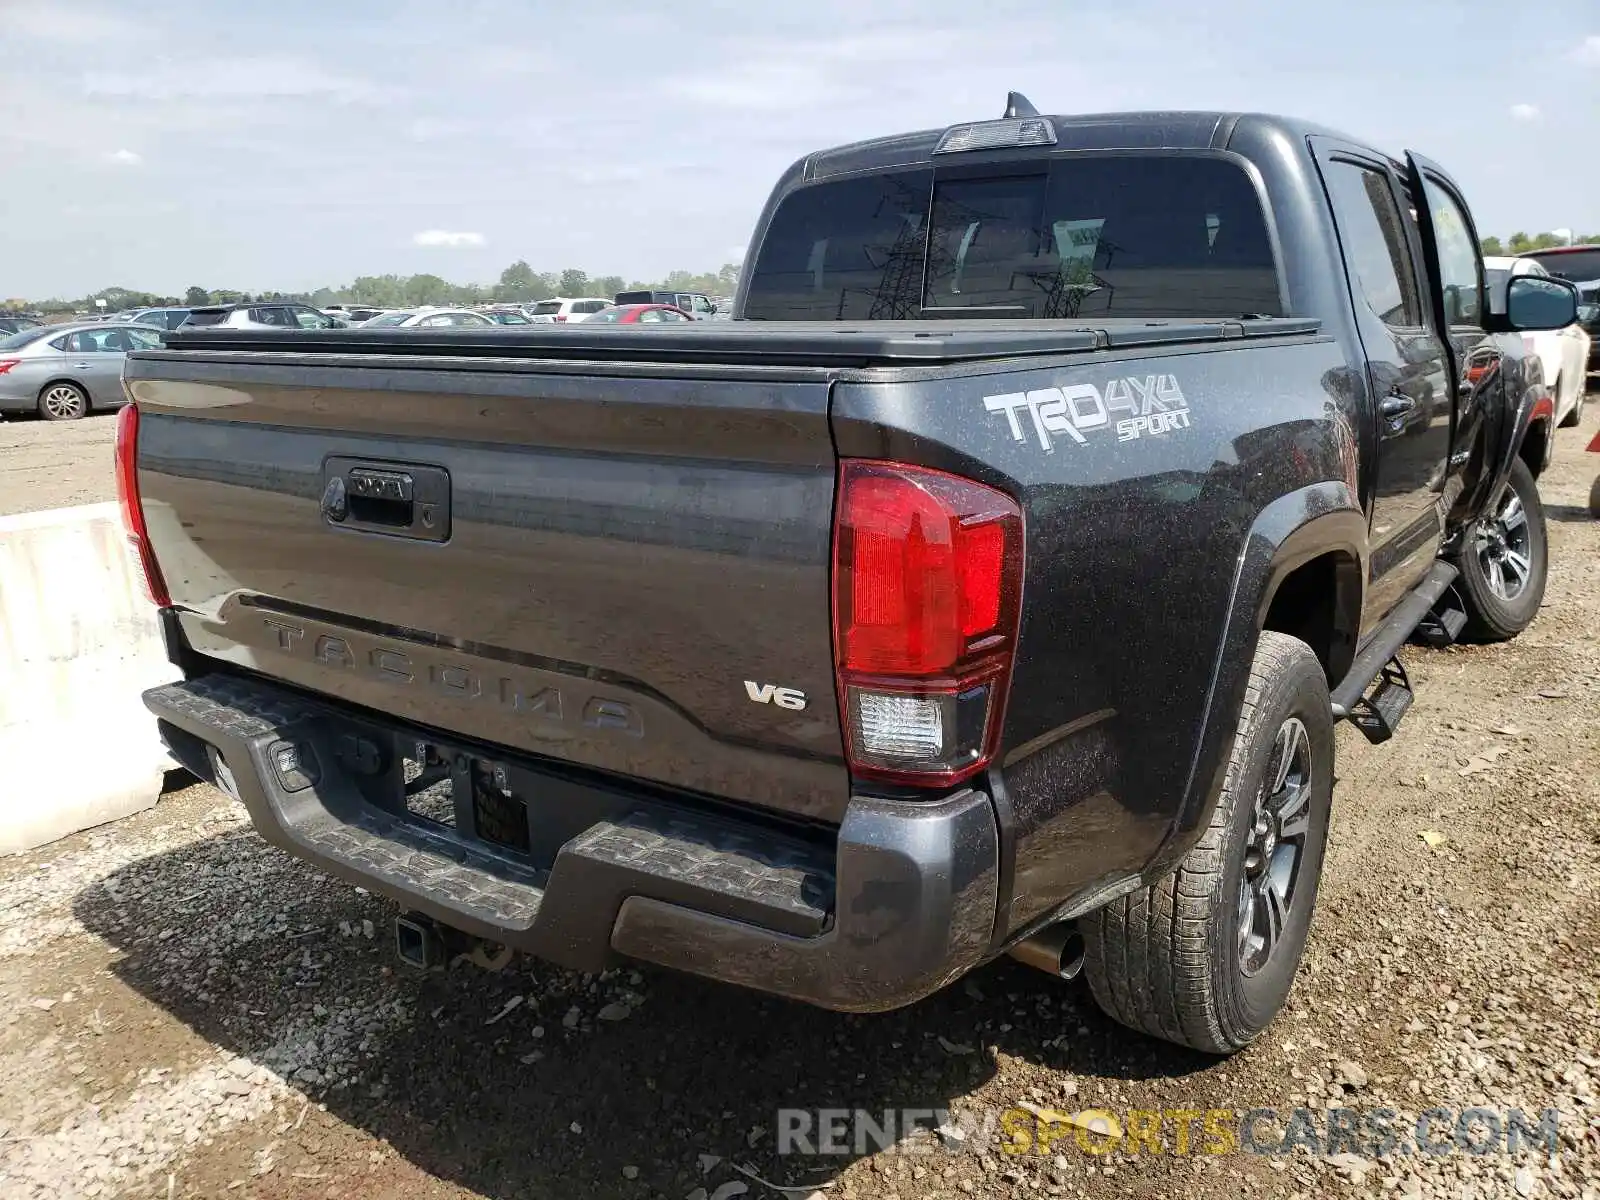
[2,404,1597,1200]
[0,412,119,516]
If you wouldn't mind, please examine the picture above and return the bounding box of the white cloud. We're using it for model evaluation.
[665,28,962,110]
[84,57,385,103]
[412,230,486,248]
[667,61,834,110]
[568,165,647,185]
[406,118,475,142]
[105,149,143,166]
[1509,103,1540,121]
[7,7,140,42]
[1570,35,1600,65]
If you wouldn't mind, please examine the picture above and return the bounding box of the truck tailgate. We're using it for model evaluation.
[125,349,848,821]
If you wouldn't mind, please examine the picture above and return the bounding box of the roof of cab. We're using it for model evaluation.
[803,107,1363,182]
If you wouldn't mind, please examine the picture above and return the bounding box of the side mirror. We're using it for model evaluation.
[1505,275,1579,332]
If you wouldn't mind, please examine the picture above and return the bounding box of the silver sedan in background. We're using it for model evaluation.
[0,323,164,420]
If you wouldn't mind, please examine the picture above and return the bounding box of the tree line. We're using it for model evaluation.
[10,261,743,316]
[11,233,1598,316]
[1478,231,1600,257]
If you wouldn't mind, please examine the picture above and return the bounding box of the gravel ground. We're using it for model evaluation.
[1,402,1597,1200]
[0,413,118,516]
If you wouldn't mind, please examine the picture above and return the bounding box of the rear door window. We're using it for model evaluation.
[66,329,118,352]
[1319,161,1423,328]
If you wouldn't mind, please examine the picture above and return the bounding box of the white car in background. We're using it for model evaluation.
[358,308,498,329]
[1484,255,1590,427]
[526,297,612,324]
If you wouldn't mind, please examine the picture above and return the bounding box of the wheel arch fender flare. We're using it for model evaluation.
[1149,481,1366,878]
[1497,372,1556,490]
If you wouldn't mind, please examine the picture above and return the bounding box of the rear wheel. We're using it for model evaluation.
[38,382,89,421]
[1454,458,1547,641]
[1080,631,1334,1054]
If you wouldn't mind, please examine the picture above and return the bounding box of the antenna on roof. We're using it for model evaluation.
[1004,91,1039,119]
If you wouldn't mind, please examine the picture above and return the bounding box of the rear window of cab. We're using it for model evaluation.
[743,154,1283,321]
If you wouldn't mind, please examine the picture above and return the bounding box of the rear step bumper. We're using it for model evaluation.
[144,673,999,1013]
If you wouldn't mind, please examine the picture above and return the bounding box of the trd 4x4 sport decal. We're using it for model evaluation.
[983,374,1191,453]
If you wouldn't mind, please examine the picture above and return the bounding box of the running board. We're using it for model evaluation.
[1346,657,1413,743]
[1329,561,1458,723]
[1411,584,1468,648]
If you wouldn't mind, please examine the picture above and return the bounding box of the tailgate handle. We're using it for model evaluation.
[346,468,414,524]
[323,458,451,542]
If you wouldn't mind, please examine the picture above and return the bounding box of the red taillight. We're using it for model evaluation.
[832,460,1023,785]
[0,359,20,375]
[114,404,171,608]
[553,314,568,322]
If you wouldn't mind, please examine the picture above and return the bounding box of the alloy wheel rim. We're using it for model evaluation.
[1473,488,1533,603]
[1238,716,1312,977]
[43,386,84,419]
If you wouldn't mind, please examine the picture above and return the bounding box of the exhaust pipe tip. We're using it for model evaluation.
[394,914,442,971]
[1008,923,1086,981]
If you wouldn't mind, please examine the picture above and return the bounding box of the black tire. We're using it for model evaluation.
[1081,631,1334,1054]
[1454,457,1547,642]
[1588,474,1600,520]
[38,382,90,421]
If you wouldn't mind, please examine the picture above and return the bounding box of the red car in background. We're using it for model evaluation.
[584,303,692,324]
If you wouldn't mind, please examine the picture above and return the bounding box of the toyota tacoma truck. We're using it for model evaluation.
[124,97,1578,1054]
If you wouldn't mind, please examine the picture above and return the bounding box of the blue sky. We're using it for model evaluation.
[2,0,1597,299]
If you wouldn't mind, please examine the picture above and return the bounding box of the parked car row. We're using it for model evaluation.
[319,294,719,327]
[0,296,710,422]
[29,288,733,339]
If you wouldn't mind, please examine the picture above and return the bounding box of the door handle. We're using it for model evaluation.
[1379,394,1416,418]
[72,362,92,368]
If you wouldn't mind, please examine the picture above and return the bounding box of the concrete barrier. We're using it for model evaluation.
[0,502,181,855]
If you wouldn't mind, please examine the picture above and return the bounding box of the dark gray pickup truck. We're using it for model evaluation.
[124,97,1579,1053]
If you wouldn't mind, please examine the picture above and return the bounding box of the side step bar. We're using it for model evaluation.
[1329,561,1459,739]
